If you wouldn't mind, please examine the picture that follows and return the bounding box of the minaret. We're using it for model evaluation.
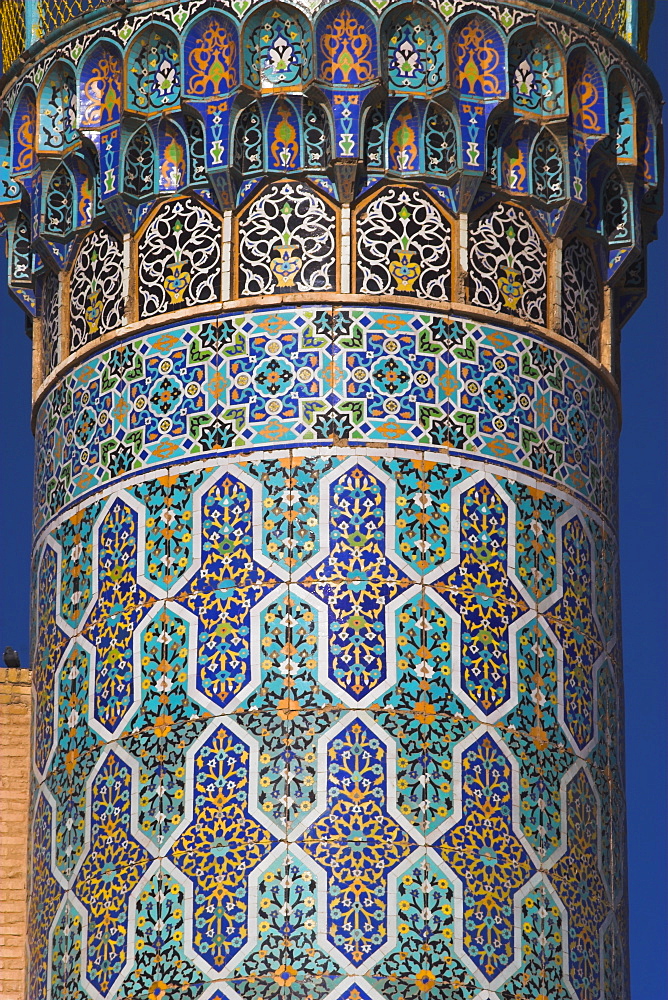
[0,3,661,999]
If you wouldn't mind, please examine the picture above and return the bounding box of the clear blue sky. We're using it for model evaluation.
[0,11,665,996]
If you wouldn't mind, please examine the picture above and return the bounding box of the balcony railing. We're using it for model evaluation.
[0,0,650,76]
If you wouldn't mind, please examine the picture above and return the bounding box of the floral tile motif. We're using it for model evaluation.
[33,309,618,533]
[31,444,621,1000]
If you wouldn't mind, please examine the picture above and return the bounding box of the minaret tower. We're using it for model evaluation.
[0,2,662,999]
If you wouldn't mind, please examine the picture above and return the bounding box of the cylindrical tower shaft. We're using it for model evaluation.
[0,3,662,1000]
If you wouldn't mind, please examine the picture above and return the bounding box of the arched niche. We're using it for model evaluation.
[78,41,122,131]
[11,85,37,175]
[508,26,566,117]
[602,169,632,247]
[183,11,240,98]
[315,2,378,87]
[382,2,447,96]
[10,211,32,285]
[244,3,313,90]
[184,115,207,185]
[233,103,265,174]
[530,130,566,204]
[266,96,302,171]
[363,102,386,170]
[387,100,421,172]
[354,183,452,299]
[424,104,459,177]
[69,226,125,351]
[304,100,332,170]
[44,163,75,237]
[138,197,222,318]
[0,114,21,204]
[468,201,547,325]
[607,70,635,165]
[126,26,181,114]
[567,46,607,139]
[561,237,602,357]
[158,119,188,192]
[38,61,78,154]
[236,178,337,296]
[449,13,507,100]
[500,120,539,195]
[40,269,61,376]
[124,126,156,200]
[69,153,97,229]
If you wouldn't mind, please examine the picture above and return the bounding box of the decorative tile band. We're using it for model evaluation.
[33,306,618,534]
[29,448,625,1000]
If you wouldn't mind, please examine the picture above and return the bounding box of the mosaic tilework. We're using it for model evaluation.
[33,308,618,532]
[29,442,624,1000]
[7,6,649,1000]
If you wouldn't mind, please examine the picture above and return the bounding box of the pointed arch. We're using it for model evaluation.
[69,226,125,350]
[508,26,566,117]
[0,114,21,204]
[304,101,332,170]
[184,115,207,185]
[244,3,313,90]
[500,121,539,195]
[584,143,609,232]
[602,169,632,246]
[388,100,421,172]
[267,97,302,171]
[484,113,506,185]
[138,197,222,317]
[11,85,37,175]
[126,26,181,114]
[468,202,547,324]
[38,61,78,154]
[363,102,386,170]
[383,2,447,95]
[10,211,31,284]
[158,119,188,192]
[530,130,566,204]
[636,96,657,188]
[237,178,337,296]
[567,46,607,138]
[44,164,75,237]
[316,2,377,86]
[423,104,459,176]
[78,40,122,130]
[607,70,635,165]
[124,126,156,200]
[69,153,96,229]
[184,11,239,98]
[233,103,264,174]
[450,13,506,99]
[561,237,602,356]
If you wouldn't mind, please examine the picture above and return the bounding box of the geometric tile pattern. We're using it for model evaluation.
[7,8,648,1000]
[32,309,619,532]
[29,445,623,1000]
